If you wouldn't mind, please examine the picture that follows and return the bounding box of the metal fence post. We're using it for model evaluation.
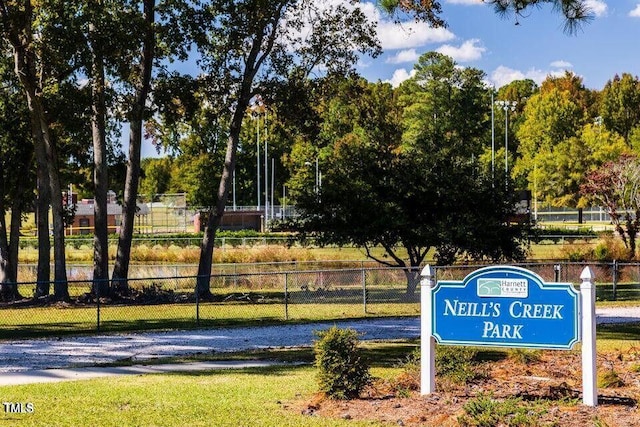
[362,268,367,314]
[96,280,101,332]
[195,282,200,326]
[284,272,289,321]
[613,260,618,301]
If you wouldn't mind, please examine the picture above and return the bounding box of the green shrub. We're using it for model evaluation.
[559,244,594,262]
[436,346,484,386]
[392,348,421,393]
[313,326,371,399]
[392,346,484,393]
[507,348,541,364]
[458,394,544,427]
[598,369,624,388]
[593,236,630,261]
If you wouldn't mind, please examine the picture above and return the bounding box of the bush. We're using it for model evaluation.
[507,348,541,364]
[559,236,630,262]
[458,394,543,427]
[592,236,630,261]
[391,346,484,394]
[598,369,624,388]
[436,346,484,386]
[391,348,421,393]
[314,326,371,399]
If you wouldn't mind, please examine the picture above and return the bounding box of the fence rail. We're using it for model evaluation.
[1,262,639,340]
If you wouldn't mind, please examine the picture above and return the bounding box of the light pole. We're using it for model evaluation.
[250,96,268,229]
[305,158,320,194]
[495,100,517,184]
[264,109,269,228]
[250,104,261,210]
[491,89,495,182]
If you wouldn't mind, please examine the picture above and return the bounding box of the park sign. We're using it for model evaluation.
[431,265,580,350]
[421,264,598,407]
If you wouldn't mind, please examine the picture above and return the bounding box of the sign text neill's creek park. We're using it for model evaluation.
[431,266,580,349]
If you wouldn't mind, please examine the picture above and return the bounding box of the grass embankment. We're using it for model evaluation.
[1,324,638,426]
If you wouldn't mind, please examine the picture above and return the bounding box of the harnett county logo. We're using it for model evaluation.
[477,278,528,298]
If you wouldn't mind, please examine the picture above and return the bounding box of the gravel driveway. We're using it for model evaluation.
[1,307,638,374]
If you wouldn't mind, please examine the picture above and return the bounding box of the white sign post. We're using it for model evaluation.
[580,266,598,406]
[420,265,598,407]
[420,265,436,394]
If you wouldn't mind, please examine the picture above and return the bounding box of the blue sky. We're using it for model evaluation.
[359,0,640,89]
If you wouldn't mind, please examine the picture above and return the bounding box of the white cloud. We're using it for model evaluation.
[490,65,565,87]
[357,2,455,50]
[378,22,455,50]
[585,0,608,17]
[630,4,640,17]
[385,68,417,88]
[550,60,573,68]
[386,49,420,64]
[435,39,486,62]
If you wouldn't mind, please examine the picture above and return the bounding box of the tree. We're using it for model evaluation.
[498,79,538,105]
[0,50,33,300]
[0,0,69,299]
[488,0,592,33]
[581,154,640,259]
[534,124,627,208]
[111,0,157,293]
[139,158,174,201]
[110,0,196,294]
[186,0,379,297]
[541,71,598,117]
[599,73,640,145]
[513,85,586,205]
[382,0,592,33]
[290,60,527,296]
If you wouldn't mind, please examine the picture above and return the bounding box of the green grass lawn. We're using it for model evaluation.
[0,366,349,427]
[0,325,637,427]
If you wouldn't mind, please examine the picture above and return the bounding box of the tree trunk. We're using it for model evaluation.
[194,13,274,297]
[5,5,68,300]
[24,92,68,299]
[0,224,18,301]
[89,23,109,296]
[0,176,19,301]
[111,0,155,294]
[403,267,421,300]
[196,100,248,297]
[35,148,51,296]
[111,118,143,294]
[626,214,637,259]
[8,182,26,285]
[17,78,68,301]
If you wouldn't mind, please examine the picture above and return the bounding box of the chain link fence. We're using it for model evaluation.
[1,262,639,340]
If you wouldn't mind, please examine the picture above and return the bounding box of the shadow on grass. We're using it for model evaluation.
[164,364,306,378]
[0,323,97,340]
[0,314,408,341]
[597,322,640,341]
[362,340,418,368]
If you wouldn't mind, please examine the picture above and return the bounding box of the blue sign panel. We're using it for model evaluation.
[432,266,580,350]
